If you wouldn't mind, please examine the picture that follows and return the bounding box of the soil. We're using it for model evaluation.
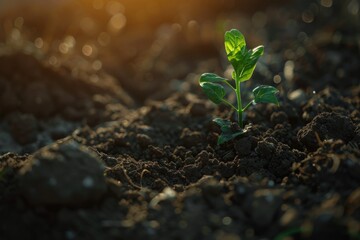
[0,0,359,239]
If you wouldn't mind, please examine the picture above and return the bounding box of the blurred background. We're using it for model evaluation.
[0,0,359,128]
[0,0,359,103]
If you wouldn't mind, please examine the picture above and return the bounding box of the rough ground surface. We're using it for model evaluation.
[0,1,359,239]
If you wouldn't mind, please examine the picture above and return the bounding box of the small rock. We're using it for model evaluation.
[18,139,107,206]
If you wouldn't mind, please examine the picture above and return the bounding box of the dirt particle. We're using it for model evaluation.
[136,133,153,148]
[183,164,201,183]
[148,146,164,158]
[180,128,203,147]
[255,139,276,159]
[173,146,187,158]
[196,150,209,165]
[234,137,252,157]
[297,112,356,151]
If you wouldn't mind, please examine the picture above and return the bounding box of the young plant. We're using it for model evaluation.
[199,29,279,144]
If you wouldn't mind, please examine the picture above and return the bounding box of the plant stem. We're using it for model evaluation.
[221,98,237,111]
[223,80,235,91]
[235,79,243,128]
[242,100,254,112]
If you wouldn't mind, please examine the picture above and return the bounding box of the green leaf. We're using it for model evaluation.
[224,29,264,82]
[213,118,232,133]
[253,85,279,105]
[225,29,246,57]
[213,118,246,145]
[200,82,225,104]
[218,131,244,145]
[199,73,228,84]
[237,46,264,82]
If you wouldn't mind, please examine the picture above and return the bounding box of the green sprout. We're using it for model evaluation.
[199,29,279,144]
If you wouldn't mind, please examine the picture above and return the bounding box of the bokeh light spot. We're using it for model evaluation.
[59,43,69,54]
[49,56,58,66]
[64,35,76,48]
[273,74,282,84]
[284,60,295,81]
[106,1,124,15]
[92,60,102,71]
[222,216,232,225]
[14,17,24,29]
[34,38,44,49]
[108,13,126,33]
[10,29,21,41]
[98,32,111,46]
[187,20,199,30]
[348,0,359,15]
[82,44,93,56]
[302,10,314,23]
[320,0,333,8]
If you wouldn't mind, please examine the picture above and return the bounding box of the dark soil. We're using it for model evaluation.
[0,0,359,239]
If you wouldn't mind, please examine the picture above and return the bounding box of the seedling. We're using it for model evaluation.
[199,29,279,144]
